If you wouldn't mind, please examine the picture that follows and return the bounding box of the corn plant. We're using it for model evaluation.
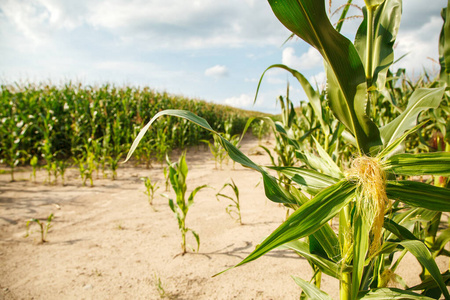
[201,135,228,170]
[55,156,70,186]
[141,176,160,208]
[25,213,54,243]
[29,155,38,182]
[74,144,96,187]
[202,117,252,169]
[125,1,450,299]
[216,179,242,225]
[0,117,27,181]
[162,152,208,254]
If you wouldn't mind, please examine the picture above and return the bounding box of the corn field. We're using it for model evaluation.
[0,83,261,183]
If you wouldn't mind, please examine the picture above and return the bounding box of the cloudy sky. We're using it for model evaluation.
[0,0,447,113]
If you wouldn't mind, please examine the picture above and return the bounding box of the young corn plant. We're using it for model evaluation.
[201,135,228,170]
[162,152,208,254]
[126,1,450,299]
[141,176,160,208]
[25,213,54,243]
[216,179,243,225]
[29,155,38,183]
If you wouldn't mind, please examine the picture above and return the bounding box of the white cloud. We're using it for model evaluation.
[85,0,288,49]
[394,15,443,74]
[224,93,253,108]
[1,0,290,50]
[205,65,229,79]
[282,47,323,71]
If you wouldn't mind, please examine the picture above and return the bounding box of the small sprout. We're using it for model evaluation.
[141,176,160,208]
[25,213,54,243]
[216,179,243,225]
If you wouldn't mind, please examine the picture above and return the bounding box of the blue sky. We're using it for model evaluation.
[0,0,447,114]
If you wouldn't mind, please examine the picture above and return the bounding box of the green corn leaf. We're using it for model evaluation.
[376,123,425,159]
[409,271,450,291]
[296,150,342,179]
[383,218,418,241]
[281,240,346,279]
[357,287,435,299]
[380,87,446,147]
[432,228,450,254]
[400,240,450,299]
[267,0,381,154]
[355,0,401,90]
[312,137,343,178]
[289,188,341,261]
[125,109,298,205]
[187,184,209,208]
[214,180,356,275]
[386,181,450,212]
[312,223,341,262]
[190,229,200,252]
[384,152,450,176]
[291,276,333,300]
[353,214,370,299]
[255,64,328,135]
[269,166,338,195]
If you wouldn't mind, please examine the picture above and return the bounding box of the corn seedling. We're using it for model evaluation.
[162,152,208,254]
[141,176,160,208]
[216,179,242,225]
[153,273,168,299]
[201,135,227,170]
[163,166,170,192]
[25,213,54,243]
[125,1,450,298]
[29,155,38,182]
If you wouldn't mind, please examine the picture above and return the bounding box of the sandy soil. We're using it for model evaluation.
[0,135,448,300]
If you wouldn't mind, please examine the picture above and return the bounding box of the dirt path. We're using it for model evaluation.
[0,135,448,299]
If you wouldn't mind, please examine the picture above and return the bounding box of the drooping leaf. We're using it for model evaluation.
[409,271,450,292]
[400,240,450,299]
[292,276,333,300]
[383,218,418,241]
[282,240,346,279]
[386,181,450,212]
[267,0,381,154]
[215,180,356,275]
[384,152,450,176]
[125,109,298,205]
[380,87,446,147]
[255,64,328,134]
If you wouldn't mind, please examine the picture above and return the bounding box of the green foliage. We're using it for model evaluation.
[141,176,160,208]
[163,152,208,254]
[29,155,38,182]
[216,179,242,225]
[25,213,54,243]
[0,83,260,185]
